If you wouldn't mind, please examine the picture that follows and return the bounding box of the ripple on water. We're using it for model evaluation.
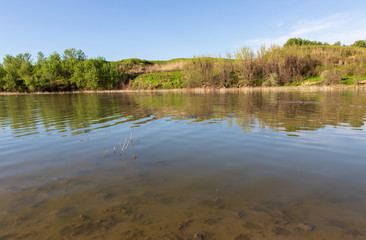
[1,90,366,239]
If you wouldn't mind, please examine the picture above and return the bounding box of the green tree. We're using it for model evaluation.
[101,60,120,89]
[70,61,85,89]
[18,53,34,91]
[84,59,101,89]
[70,57,120,90]
[2,55,18,91]
[284,38,324,47]
[2,53,33,91]
[33,52,46,91]
[62,48,86,89]
[35,52,62,90]
[351,40,366,48]
[0,63,5,90]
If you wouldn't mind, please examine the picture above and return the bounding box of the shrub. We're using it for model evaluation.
[262,73,279,86]
[183,57,216,87]
[119,58,153,74]
[320,69,344,85]
[131,71,183,89]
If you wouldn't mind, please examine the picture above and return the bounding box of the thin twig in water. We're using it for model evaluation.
[107,132,136,168]
[120,154,128,169]
[122,151,133,161]
[121,138,127,153]
[130,132,136,159]
[124,140,130,151]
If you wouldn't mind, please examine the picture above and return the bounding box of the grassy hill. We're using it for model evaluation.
[1,42,366,92]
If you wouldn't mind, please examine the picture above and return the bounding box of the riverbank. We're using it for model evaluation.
[1,43,365,92]
[1,85,366,95]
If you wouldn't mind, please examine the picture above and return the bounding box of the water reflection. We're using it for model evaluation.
[0,89,365,138]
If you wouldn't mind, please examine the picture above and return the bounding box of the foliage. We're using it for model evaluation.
[71,58,120,90]
[262,73,279,86]
[119,58,153,72]
[131,71,183,89]
[183,44,366,88]
[1,53,33,91]
[183,57,238,88]
[1,40,366,92]
[0,49,123,92]
[320,69,344,85]
[351,40,366,48]
[0,64,5,90]
[284,38,325,47]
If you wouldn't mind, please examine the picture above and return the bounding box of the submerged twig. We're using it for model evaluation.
[122,151,133,161]
[120,153,128,169]
[124,139,130,152]
[105,132,136,168]
[120,138,127,153]
[130,132,136,160]
[130,132,134,148]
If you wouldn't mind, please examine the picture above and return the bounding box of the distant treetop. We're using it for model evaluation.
[351,40,366,48]
[284,38,366,48]
[284,38,325,47]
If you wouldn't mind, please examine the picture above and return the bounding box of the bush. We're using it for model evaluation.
[183,57,216,87]
[119,58,153,74]
[320,69,344,85]
[131,71,183,89]
[262,73,279,86]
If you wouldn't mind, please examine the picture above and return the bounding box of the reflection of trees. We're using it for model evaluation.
[130,90,366,132]
[0,94,153,136]
[0,90,365,137]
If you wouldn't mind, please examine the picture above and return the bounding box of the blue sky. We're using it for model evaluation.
[0,0,365,61]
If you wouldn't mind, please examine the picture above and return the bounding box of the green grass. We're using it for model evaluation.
[286,75,366,87]
[341,75,366,85]
[150,58,192,65]
[341,76,355,85]
[302,76,322,85]
[130,71,184,89]
[130,72,366,90]
[285,76,322,86]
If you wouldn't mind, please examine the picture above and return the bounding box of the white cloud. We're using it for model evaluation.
[245,12,366,48]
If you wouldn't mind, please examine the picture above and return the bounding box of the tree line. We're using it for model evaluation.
[0,49,125,92]
[284,38,366,48]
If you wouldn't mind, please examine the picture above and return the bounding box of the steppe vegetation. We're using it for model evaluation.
[0,39,365,92]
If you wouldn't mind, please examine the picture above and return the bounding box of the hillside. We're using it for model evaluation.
[1,40,366,92]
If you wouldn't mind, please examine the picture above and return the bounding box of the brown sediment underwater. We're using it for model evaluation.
[1,89,366,239]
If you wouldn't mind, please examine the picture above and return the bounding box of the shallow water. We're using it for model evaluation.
[1,89,366,239]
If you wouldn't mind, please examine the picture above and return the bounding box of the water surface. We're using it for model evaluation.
[1,89,366,240]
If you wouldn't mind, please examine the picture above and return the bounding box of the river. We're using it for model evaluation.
[1,89,366,239]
